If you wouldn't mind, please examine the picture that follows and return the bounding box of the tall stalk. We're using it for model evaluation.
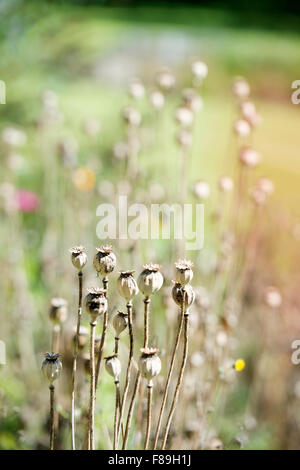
[144,381,153,450]
[117,301,134,442]
[160,299,189,450]
[88,320,96,450]
[153,308,184,449]
[95,277,108,388]
[71,270,83,450]
[49,384,55,450]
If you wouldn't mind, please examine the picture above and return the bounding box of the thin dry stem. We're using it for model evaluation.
[88,320,96,450]
[71,270,83,450]
[160,304,189,450]
[95,277,109,388]
[143,297,150,348]
[118,301,134,443]
[113,380,120,450]
[144,382,153,450]
[153,304,185,449]
[49,384,55,450]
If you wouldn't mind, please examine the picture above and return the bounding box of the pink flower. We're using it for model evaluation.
[16,189,40,213]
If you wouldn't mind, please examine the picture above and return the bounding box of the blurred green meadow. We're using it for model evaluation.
[1,0,300,450]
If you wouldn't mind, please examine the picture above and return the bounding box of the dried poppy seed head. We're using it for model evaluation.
[239,147,260,168]
[85,287,108,321]
[113,311,128,337]
[232,76,250,99]
[117,271,139,301]
[41,352,62,384]
[128,78,145,100]
[138,263,164,297]
[149,89,165,110]
[264,286,282,308]
[240,100,256,120]
[218,176,234,193]
[175,106,194,128]
[49,297,68,325]
[105,355,122,382]
[172,282,195,313]
[69,245,87,271]
[72,325,89,351]
[182,88,203,112]
[175,259,194,287]
[257,177,274,196]
[191,60,208,80]
[138,348,161,384]
[93,245,116,277]
[123,106,141,127]
[156,68,175,91]
[234,119,251,138]
[193,180,210,200]
[177,129,193,148]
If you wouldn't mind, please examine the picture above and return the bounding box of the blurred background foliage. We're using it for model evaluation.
[1,0,300,450]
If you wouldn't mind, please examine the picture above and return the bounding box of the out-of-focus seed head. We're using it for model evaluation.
[41,353,62,384]
[177,129,193,148]
[129,78,145,100]
[117,271,139,301]
[232,76,250,99]
[191,60,208,80]
[149,89,165,110]
[251,187,267,207]
[49,297,68,325]
[156,68,175,91]
[138,347,161,383]
[72,325,89,351]
[69,245,87,271]
[239,147,260,168]
[182,88,203,112]
[172,282,195,313]
[257,177,274,196]
[123,106,142,127]
[113,311,128,337]
[105,354,122,381]
[85,287,108,321]
[240,100,256,120]
[264,286,282,308]
[113,141,129,161]
[234,119,251,137]
[207,437,224,450]
[93,245,116,277]
[175,259,194,287]
[138,263,164,297]
[175,106,194,128]
[218,176,234,193]
[193,180,210,200]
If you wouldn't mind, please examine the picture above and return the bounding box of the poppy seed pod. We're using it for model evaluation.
[232,77,250,99]
[191,60,208,80]
[239,147,260,168]
[85,287,108,321]
[69,245,87,271]
[138,263,164,297]
[49,297,68,325]
[175,106,194,128]
[193,180,210,200]
[117,271,139,301]
[129,78,145,100]
[105,355,122,382]
[172,282,195,313]
[177,129,193,148]
[138,348,161,383]
[72,325,89,351]
[182,88,203,112]
[234,119,251,138]
[113,311,128,337]
[156,69,175,91]
[175,259,194,287]
[123,106,141,127]
[41,353,62,384]
[93,245,116,277]
[218,176,234,193]
[149,89,165,110]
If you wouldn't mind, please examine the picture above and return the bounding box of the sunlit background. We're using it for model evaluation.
[1,0,300,450]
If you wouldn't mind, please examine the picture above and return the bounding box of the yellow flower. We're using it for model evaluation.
[73,167,96,191]
[234,359,245,372]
